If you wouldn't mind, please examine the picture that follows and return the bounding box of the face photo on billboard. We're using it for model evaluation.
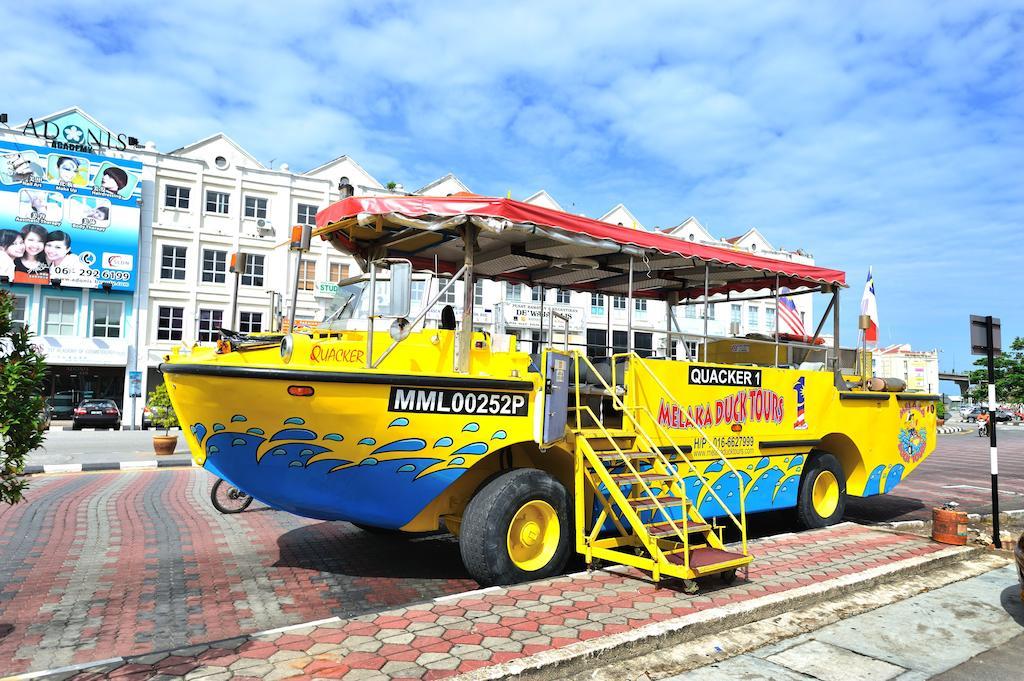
[93,162,138,199]
[0,151,45,185]
[11,223,51,285]
[46,154,90,187]
[18,189,64,224]
[68,195,111,230]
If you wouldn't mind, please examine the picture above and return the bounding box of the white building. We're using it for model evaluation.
[2,106,818,426]
[874,345,940,393]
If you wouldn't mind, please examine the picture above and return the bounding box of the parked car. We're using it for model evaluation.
[964,407,985,422]
[72,399,121,430]
[47,395,78,420]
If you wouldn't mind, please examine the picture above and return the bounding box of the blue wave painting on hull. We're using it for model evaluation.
[194,420,468,528]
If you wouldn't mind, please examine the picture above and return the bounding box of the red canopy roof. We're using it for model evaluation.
[315,195,846,294]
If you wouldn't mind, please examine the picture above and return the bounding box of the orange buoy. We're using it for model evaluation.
[932,507,968,545]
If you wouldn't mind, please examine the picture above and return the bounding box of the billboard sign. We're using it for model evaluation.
[0,139,142,291]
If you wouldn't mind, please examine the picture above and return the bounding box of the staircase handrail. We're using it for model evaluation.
[612,352,748,555]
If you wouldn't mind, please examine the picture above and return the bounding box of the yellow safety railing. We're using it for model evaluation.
[569,352,727,570]
[610,352,748,556]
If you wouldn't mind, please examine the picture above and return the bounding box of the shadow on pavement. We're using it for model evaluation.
[1001,585,1024,628]
[273,521,473,580]
[844,494,926,523]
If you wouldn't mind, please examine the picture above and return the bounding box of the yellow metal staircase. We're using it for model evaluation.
[569,351,753,584]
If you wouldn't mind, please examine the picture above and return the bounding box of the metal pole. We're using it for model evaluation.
[268,291,278,332]
[538,286,545,351]
[365,260,377,368]
[702,264,709,362]
[288,251,301,334]
[230,269,241,331]
[457,226,477,373]
[627,258,634,354]
[773,274,780,367]
[665,292,677,359]
[605,293,612,358]
[987,316,1001,548]
[832,287,841,388]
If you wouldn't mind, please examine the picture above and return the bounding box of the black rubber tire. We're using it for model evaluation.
[210,478,254,514]
[72,423,81,431]
[459,468,573,587]
[795,452,846,529]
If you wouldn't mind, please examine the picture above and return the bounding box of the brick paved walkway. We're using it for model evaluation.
[40,523,962,680]
[0,470,475,676]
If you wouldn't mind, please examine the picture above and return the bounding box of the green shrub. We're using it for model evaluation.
[0,290,47,504]
[147,382,180,435]
[936,401,946,420]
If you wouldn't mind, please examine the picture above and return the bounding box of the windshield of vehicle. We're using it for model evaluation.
[320,277,413,329]
[80,400,117,409]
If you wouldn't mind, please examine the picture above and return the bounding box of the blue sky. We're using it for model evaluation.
[3,1,1022,375]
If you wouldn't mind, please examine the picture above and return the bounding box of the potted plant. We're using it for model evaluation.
[936,401,946,427]
[148,383,180,456]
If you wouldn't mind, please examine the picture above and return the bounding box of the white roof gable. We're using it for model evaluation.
[599,203,644,230]
[170,133,265,171]
[662,216,715,243]
[522,190,563,211]
[303,155,383,190]
[415,173,471,196]
[726,227,774,253]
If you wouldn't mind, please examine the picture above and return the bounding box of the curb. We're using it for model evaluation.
[454,543,980,681]
[21,458,196,475]
[937,425,963,434]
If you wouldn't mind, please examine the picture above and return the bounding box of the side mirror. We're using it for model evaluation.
[388,260,412,318]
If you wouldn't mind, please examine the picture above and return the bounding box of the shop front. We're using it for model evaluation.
[32,336,128,417]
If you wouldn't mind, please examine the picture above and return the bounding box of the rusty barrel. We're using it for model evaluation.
[931,507,968,545]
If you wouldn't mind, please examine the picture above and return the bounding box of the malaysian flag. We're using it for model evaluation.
[778,289,806,335]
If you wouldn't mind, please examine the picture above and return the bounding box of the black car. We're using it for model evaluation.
[72,399,121,430]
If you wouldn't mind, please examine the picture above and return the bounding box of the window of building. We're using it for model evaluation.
[766,306,776,331]
[438,278,456,304]
[298,260,316,291]
[160,244,187,280]
[44,298,76,335]
[704,303,715,320]
[612,296,627,310]
[685,304,696,319]
[329,262,349,282]
[531,286,543,302]
[505,282,523,301]
[411,280,425,308]
[748,305,759,328]
[634,299,647,317]
[164,185,190,209]
[92,301,122,338]
[297,203,319,225]
[591,293,605,315]
[244,196,268,219]
[198,309,223,342]
[634,332,653,358]
[201,249,227,284]
[241,253,265,287]
[554,289,569,304]
[205,190,230,214]
[612,330,629,354]
[474,281,484,306]
[10,294,28,331]
[157,306,184,341]
[586,328,607,359]
[239,311,262,334]
[731,304,741,324]
[685,340,699,360]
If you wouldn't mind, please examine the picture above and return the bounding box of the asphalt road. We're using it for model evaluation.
[27,428,190,466]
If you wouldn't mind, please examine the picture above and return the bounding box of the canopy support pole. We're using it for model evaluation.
[627,259,634,354]
[539,286,545,350]
[702,264,710,362]
[457,225,478,373]
[605,293,612,358]
[774,275,781,367]
[665,291,678,360]
[832,286,842,388]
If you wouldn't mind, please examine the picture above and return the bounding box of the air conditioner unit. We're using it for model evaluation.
[255,219,274,235]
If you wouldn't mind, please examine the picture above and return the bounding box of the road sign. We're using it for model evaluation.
[969,315,1000,356]
[128,371,142,398]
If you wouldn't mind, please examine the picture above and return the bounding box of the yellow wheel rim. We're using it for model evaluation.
[507,500,560,572]
[812,470,840,518]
